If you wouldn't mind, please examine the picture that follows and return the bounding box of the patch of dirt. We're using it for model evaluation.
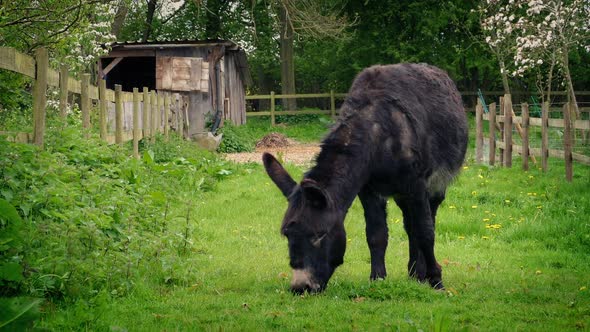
[224,134,321,166]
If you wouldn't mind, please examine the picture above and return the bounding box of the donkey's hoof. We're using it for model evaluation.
[429,279,445,290]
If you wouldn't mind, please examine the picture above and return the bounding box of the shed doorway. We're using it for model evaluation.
[101,57,156,92]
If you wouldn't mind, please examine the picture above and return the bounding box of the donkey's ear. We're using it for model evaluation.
[262,153,296,198]
[301,179,329,210]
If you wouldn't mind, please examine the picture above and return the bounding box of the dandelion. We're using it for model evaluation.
[463,166,469,170]
[449,205,456,209]
[458,236,465,240]
[535,270,542,275]
[529,175,534,179]
[483,218,491,222]
[505,199,511,203]
[580,286,587,291]
[472,191,477,196]
[482,236,490,240]
[347,238,352,243]
[472,205,478,209]
[537,206,543,209]
[478,174,484,179]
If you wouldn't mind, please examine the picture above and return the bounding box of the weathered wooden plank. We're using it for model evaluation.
[143,87,150,138]
[191,58,202,91]
[488,102,497,166]
[521,103,529,171]
[59,65,68,118]
[115,84,124,144]
[133,88,140,158]
[541,102,549,172]
[504,96,512,166]
[68,77,81,94]
[475,99,484,163]
[99,79,108,140]
[0,47,36,78]
[563,103,573,182]
[32,48,48,147]
[47,67,59,87]
[81,74,91,132]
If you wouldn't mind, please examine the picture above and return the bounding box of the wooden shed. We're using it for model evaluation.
[99,39,251,139]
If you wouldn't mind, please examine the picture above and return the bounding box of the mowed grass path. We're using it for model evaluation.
[47,157,590,331]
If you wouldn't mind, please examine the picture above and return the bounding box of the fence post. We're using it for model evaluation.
[156,91,164,133]
[499,96,505,166]
[175,93,180,135]
[99,79,108,140]
[503,94,513,167]
[521,102,530,171]
[143,87,150,139]
[81,73,91,135]
[564,102,573,182]
[115,84,123,144]
[489,102,496,166]
[270,91,276,126]
[32,47,48,147]
[59,64,68,119]
[164,92,170,141]
[133,88,140,158]
[330,89,336,119]
[541,101,549,172]
[151,90,157,142]
[475,98,483,163]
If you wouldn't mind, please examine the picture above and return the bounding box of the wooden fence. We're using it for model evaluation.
[0,46,187,157]
[474,94,590,182]
[245,91,346,125]
[246,91,590,126]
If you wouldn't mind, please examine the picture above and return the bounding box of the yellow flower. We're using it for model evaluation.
[483,218,490,222]
[535,270,542,275]
[449,205,456,209]
[537,206,543,209]
[471,205,478,209]
[504,199,511,203]
[478,174,484,179]
[580,286,587,291]
[471,191,477,196]
[463,166,469,170]
[481,236,490,240]
[458,236,465,240]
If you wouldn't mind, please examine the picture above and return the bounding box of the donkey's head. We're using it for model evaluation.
[263,153,346,294]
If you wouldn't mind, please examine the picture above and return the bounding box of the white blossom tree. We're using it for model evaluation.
[479,0,590,115]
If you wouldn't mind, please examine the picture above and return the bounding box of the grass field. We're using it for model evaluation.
[39,139,590,330]
[2,114,589,331]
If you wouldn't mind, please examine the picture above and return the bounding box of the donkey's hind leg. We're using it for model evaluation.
[396,186,443,289]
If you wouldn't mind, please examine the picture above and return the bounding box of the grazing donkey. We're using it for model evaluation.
[263,63,468,294]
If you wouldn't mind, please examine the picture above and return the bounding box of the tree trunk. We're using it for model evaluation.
[278,5,297,112]
[142,0,157,42]
[111,1,129,39]
[499,59,511,94]
[561,49,580,118]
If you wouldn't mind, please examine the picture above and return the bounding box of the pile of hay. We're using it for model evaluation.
[255,133,290,149]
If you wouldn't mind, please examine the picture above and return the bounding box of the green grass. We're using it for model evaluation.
[40,153,590,331]
[2,114,589,331]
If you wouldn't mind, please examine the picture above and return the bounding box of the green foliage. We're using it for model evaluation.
[0,121,237,312]
[217,122,255,153]
[0,297,41,331]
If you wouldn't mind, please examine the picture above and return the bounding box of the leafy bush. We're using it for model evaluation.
[217,122,255,153]
[0,123,236,309]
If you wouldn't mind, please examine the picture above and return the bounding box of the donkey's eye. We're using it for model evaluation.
[311,233,328,248]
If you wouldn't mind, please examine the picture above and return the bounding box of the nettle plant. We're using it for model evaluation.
[478,0,589,108]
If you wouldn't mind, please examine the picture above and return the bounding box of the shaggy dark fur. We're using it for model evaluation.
[263,63,468,294]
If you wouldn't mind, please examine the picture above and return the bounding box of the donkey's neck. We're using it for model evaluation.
[305,145,370,211]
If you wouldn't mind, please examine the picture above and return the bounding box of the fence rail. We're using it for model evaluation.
[246,90,590,126]
[0,46,188,156]
[475,94,590,182]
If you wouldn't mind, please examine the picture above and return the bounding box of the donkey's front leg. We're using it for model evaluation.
[359,187,388,280]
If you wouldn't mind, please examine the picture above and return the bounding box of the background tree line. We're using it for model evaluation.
[1,0,589,114]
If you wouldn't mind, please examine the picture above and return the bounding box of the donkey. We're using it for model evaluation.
[263,63,468,294]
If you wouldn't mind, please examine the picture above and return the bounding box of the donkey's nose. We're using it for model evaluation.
[290,269,321,294]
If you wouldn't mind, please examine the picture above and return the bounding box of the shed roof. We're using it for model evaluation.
[104,39,251,86]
